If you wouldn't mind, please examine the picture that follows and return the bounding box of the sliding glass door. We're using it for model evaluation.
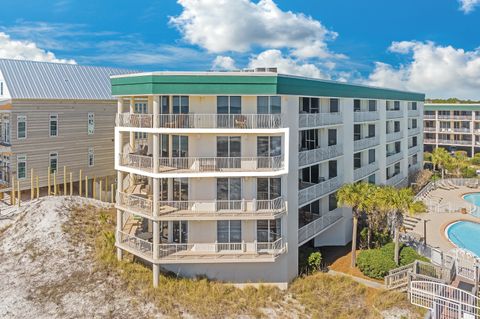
[217,178,242,210]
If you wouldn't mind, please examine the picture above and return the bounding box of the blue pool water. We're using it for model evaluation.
[446,221,480,257]
[462,193,480,217]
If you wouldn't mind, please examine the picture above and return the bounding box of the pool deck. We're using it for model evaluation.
[411,185,480,253]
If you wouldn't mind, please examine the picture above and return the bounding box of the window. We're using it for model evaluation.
[300,129,318,150]
[394,101,400,110]
[328,129,337,146]
[173,96,189,114]
[368,149,376,164]
[354,152,361,169]
[172,221,188,243]
[49,152,58,173]
[354,99,361,112]
[353,124,361,141]
[217,178,241,210]
[411,119,418,129]
[87,112,94,135]
[257,219,281,242]
[0,82,3,95]
[217,96,240,114]
[17,155,26,179]
[368,124,375,137]
[172,135,188,157]
[161,96,169,114]
[300,97,319,113]
[173,178,188,201]
[257,178,281,200]
[134,102,147,113]
[368,174,376,184]
[329,99,339,113]
[328,160,337,178]
[257,96,281,114]
[257,136,281,168]
[49,114,58,137]
[17,115,26,139]
[411,102,417,110]
[217,220,242,244]
[88,147,94,167]
[368,100,377,112]
[329,193,337,211]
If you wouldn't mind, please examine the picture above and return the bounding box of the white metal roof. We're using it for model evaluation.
[0,59,135,100]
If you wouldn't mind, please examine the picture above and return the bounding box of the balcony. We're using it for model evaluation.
[298,208,343,245]
[386,110,403,119]
[299,112,343,128]
[451,128,472,134]
[424,115,435,120]
[116,231,286,263]
[353,136,379,151]
[408,127,421,136]
[354,111,379,122]
[354,161,378,181]
[298,144,343,167]
[424,138,436,144]
[408,145,422,156]
[386,131,403,143]
[298,176,342,206]
[116,113,284,129]
[423,127,436,132]
[408,109,420,117]
[436,139,472,146]
[386,173,405,186]
[119,153,285,174]
[117,191,287,220]
[386,152,403,166]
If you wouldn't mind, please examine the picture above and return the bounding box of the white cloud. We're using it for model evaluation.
[212,56,237,70]
[0,32,75,64]
[248,49,327,79]
[366,41,480,99]
[459,0,480,13]
[170,0,339,59]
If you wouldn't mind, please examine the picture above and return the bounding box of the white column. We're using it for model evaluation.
[129,97,135,151]
[151,95,160,288]
[116,170,124,261]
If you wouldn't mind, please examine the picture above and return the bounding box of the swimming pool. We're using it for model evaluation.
[446,221,480,257]
[462,193,480,217]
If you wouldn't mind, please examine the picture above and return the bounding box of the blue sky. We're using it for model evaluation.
[1,0,480,98]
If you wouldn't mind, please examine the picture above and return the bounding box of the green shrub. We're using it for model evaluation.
[357,243,428,279]
[461,166,477,178]
[307,252,322,273]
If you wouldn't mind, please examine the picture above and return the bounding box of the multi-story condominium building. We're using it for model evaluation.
[112,70,425,287]
[424,103,480,156]
[0,59,131,196]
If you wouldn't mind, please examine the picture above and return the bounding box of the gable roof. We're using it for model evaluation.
[0,59,135,100]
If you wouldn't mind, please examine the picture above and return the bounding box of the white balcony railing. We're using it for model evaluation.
[298,176,342,206]
[408,127,421,136]
[424,138,436,144]
[117,231,286,260]
[116,113,284,129]
[117,192,287,217]
[119,154,285,173]
[423,115,435,119]
[386,173,405,186]
[354,111,379,122]
[408,109,420,117]
[423,127,436,132]
[386,152,403,166]
[298,208,343,245]
[386,110,403,119]
[354,161,378,181]
[298,144,343,167]
[157,156,284,172]
[299,112,343,128]
[436,139,472,146]
[353,136,379,151]
[116,113,154,128]
[408,145,422,156]
[386,131,403,142]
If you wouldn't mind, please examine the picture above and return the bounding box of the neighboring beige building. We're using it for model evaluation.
[111,70,425,287]
[0,59,132,197]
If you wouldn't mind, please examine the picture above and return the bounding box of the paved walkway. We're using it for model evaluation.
[327,269,385,289]
[412,185,480,253]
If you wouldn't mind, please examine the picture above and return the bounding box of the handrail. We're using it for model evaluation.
[298,208,343,245]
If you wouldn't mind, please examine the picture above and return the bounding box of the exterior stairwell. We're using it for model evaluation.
[403,216,421,232]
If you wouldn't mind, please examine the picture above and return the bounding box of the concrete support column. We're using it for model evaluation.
[129,97,135,151]
[116,169,124,261]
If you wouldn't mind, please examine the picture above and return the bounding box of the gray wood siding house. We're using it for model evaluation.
[0,59,134,192]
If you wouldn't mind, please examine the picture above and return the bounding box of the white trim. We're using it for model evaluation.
[49,113,58,137]
[88,147,94,167]
[87,112,95,135]
[17,115,27,140]
[49,151,58,173]
[16,154,27,180]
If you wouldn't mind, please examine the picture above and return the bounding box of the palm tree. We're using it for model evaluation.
[337,182,372,267]
[381,187,426,265]
[431,147,450,179]
[364,186,389,249]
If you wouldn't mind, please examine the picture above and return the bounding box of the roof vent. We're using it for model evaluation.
[253,67,277,73]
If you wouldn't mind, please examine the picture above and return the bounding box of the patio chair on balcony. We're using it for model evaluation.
[234,115,247,129]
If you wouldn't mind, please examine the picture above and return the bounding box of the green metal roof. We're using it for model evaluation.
[111,73,425,101]
[425,104,480,111]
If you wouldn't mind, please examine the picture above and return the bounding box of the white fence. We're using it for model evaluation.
[298,144,343,167]
[299,112,343,128]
